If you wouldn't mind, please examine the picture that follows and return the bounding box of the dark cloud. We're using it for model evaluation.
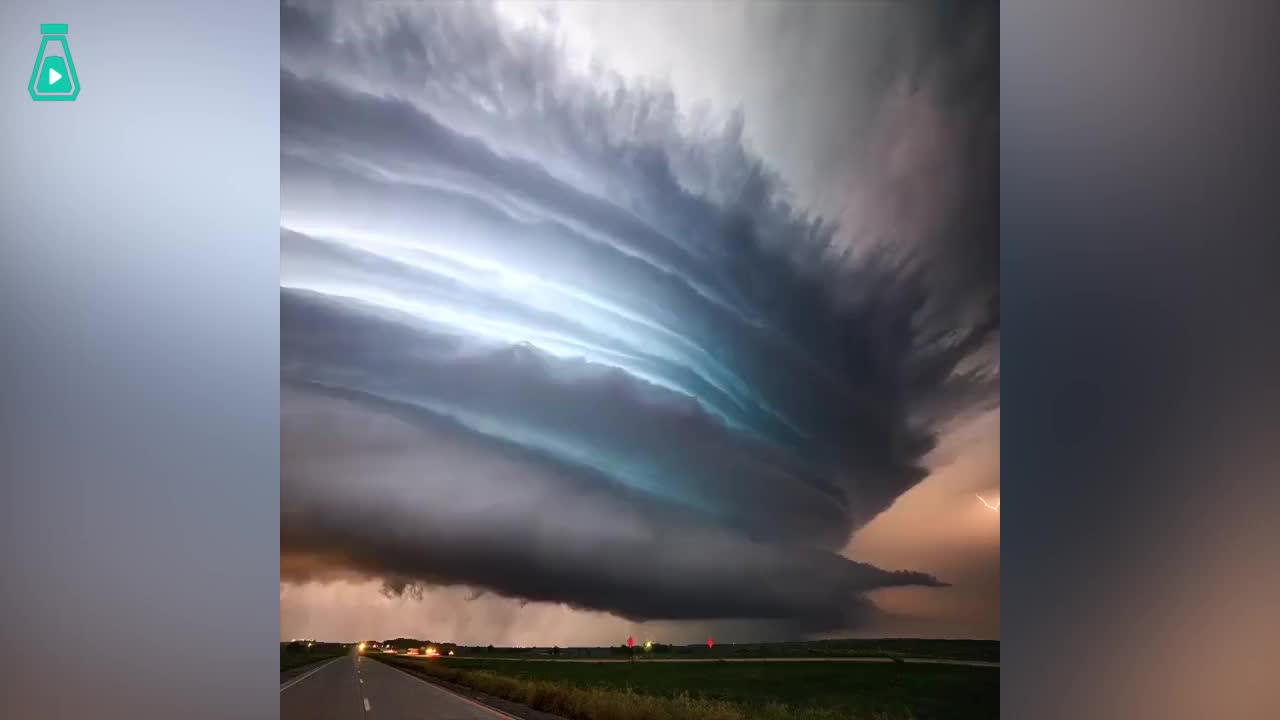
[280,0,996,631]
[282,382,943,627]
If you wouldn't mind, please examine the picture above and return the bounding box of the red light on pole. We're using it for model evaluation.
[707,637,714,649]
[626,636,635,649]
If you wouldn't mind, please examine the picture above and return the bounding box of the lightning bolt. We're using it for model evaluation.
[976,493,1000,511]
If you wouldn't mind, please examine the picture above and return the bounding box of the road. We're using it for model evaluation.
[281,649,514,720]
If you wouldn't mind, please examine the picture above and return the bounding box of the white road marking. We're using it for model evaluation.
[363,698,372,712]
[280,656,343,692]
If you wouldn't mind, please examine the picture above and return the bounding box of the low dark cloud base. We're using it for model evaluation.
[283,382,944,628]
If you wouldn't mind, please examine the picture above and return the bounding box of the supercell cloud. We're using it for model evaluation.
[280,0,997,632]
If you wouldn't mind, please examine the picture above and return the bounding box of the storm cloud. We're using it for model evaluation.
[280,0,997,631]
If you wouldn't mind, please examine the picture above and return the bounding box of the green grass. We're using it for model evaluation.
[452,639,998,663]
[280,642,348,672]
[380,655,997,720]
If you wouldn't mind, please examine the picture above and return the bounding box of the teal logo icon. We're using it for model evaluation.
[30,24,79,101]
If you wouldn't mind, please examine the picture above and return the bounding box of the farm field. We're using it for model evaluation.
[381,654,998,720]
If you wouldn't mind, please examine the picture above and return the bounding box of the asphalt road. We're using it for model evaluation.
[281,650,514,720]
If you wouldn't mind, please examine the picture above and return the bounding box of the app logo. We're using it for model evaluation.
[30,24,80,101]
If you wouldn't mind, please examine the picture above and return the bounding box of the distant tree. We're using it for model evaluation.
[551,646,561,656]
[487,644,495,653]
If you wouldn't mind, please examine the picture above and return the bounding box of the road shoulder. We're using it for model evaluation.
[379,659,569,720]
[280,654,344,689]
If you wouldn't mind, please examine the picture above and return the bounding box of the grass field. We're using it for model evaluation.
[381,654,997,720]
[446,639,998,663]
[280,641,349,672]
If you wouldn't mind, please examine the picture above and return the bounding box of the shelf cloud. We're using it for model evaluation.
[280,0,996,632]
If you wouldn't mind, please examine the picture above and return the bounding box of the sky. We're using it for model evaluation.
[279,0,998,645]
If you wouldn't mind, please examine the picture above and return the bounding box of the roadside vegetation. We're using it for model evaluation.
[446,639,998,664]
[280,641,349,672]
[376,654,997,720]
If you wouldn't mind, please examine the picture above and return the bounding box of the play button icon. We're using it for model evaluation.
[35,55,72,94]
